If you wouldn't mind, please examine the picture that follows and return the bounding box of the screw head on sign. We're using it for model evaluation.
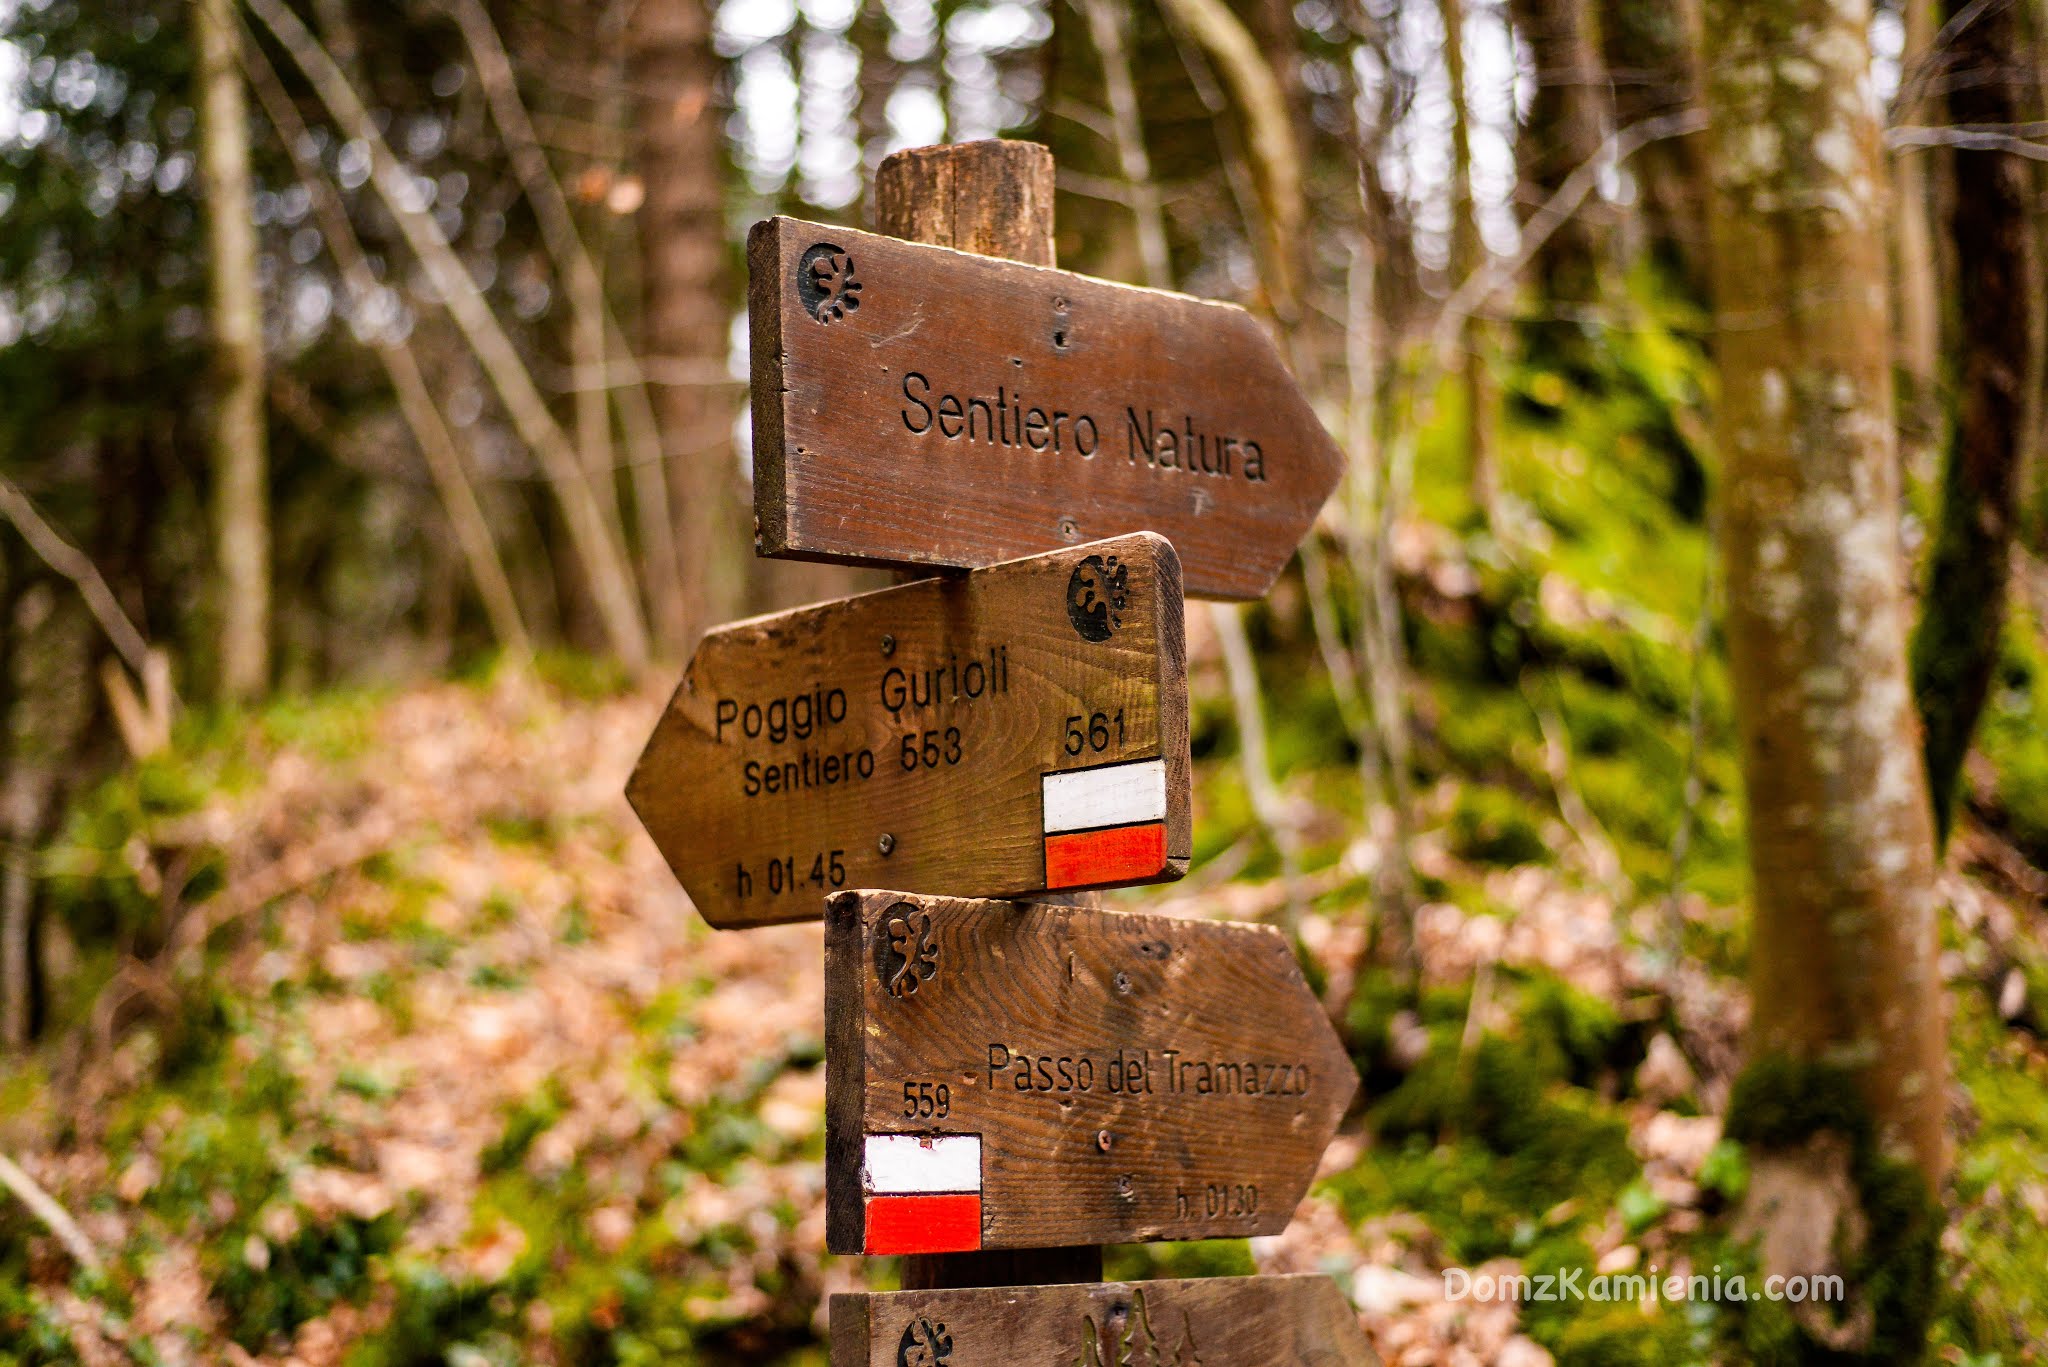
[880,634,895,656]
[878,833,896,856]
[1097,1130,1114,1152]
[1113,971,1132,994]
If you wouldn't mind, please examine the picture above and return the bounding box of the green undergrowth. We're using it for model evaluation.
[1227,301,2045,1362]
[13,292,2048,1363]
[1322,967,1701,1363]
[1719,1059,1941,1364]
[1976,604,2048,869]
[1936,997,2048,1363]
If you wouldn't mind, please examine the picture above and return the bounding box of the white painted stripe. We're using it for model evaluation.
[1041,759,1168,834]
[862,1134,982,1194]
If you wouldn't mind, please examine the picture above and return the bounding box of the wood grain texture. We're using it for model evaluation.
[830,1274,1377,1365]
[625,534,1190,929]
[876,140,1056,266]
[747,216,1343,601]
[874,141,1109,1293]
[825,892,1359,1253]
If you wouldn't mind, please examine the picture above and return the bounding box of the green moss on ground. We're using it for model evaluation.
[1721,1059,1941,1364]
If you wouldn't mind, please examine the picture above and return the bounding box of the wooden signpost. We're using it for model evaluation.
[824,891,1357,1255]
[630,139,1370,1363]
[830,1275,1374,1366]
[747,217,1345,601]
[626,533,1191,929]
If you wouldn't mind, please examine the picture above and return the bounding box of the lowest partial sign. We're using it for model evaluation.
[830,1275,1375,1366]
[626,534,1191,929]
[825,891,1359,1255]
[748,217,1345,601]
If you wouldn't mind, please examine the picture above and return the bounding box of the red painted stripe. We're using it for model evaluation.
[864,1193,982,1255]
[1044,821,1169,889]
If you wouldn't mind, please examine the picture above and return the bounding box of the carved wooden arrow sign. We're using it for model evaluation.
[626,534,1191,929]
[830,1275,1376,1366]
[825,891,1359,1254]
[748,217,1345,602]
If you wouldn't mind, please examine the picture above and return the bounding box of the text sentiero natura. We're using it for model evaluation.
[899,372,1270,482]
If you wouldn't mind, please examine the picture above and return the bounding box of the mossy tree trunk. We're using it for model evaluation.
[1909,0,2040,846]
[1702,0,1948,1350]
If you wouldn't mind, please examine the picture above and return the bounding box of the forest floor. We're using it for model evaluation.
[9,320,2048,1365]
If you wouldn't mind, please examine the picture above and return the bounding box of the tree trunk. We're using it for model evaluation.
[1595,0,1706,294]
[1157,0,1303,317]
[1891,0,1941,485]
[1910,0,2040,846]
[1439,0,1495,523]
[1703,0,1946,1349]
[1506,0,1610,310]
[629,0,746,649]
[0,536,24,1049]
[193,0,269,699]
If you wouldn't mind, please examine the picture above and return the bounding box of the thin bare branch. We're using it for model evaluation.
[1346,231,1417,975]
[1156,0,1302,313]
[1434,108,1707,367]
[1079,0,1172,290]
[245,0,649,668]
[1210,602,1308,937]
[1046,97,1121,145]
[1888,123,2048,158]
[239,32,533,662]
[439,0,683,656]
[549,357,741,393]
[0,1153,102,1275]
[0,474,154,680]
[1530,682,1626,896]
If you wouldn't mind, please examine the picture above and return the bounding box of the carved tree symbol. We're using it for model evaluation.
[897,1317,952,1367]
[884,909,939,998]
[1071,1291,1201,1367]
[1066,554,1129,643]
[807,249,861,322]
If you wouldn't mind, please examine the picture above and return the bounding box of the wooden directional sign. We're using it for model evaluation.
[824,891,1359,1255]
[830,1275,1376,1366]
[626,534,1191,929]
[748,217,1345,601]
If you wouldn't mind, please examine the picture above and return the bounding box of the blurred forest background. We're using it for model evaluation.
[7,0,2048,1362]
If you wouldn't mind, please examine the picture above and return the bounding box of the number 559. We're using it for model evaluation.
[901,1080,950,1120]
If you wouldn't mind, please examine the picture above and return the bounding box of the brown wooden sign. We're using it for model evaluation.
[830,1274,1375,1366]
[626,534,1191,930]
[824,891,1358,1255]
[748,217,1345,602]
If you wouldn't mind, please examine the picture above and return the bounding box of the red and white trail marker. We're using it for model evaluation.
[1041,757,1170,889]
[826,891,1359,1253]
[859,1134,984,1255]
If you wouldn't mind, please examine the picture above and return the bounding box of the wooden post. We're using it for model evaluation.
[875,140,1055,266]
[871,140,1097,1290]
[899,1246,1103,1291]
